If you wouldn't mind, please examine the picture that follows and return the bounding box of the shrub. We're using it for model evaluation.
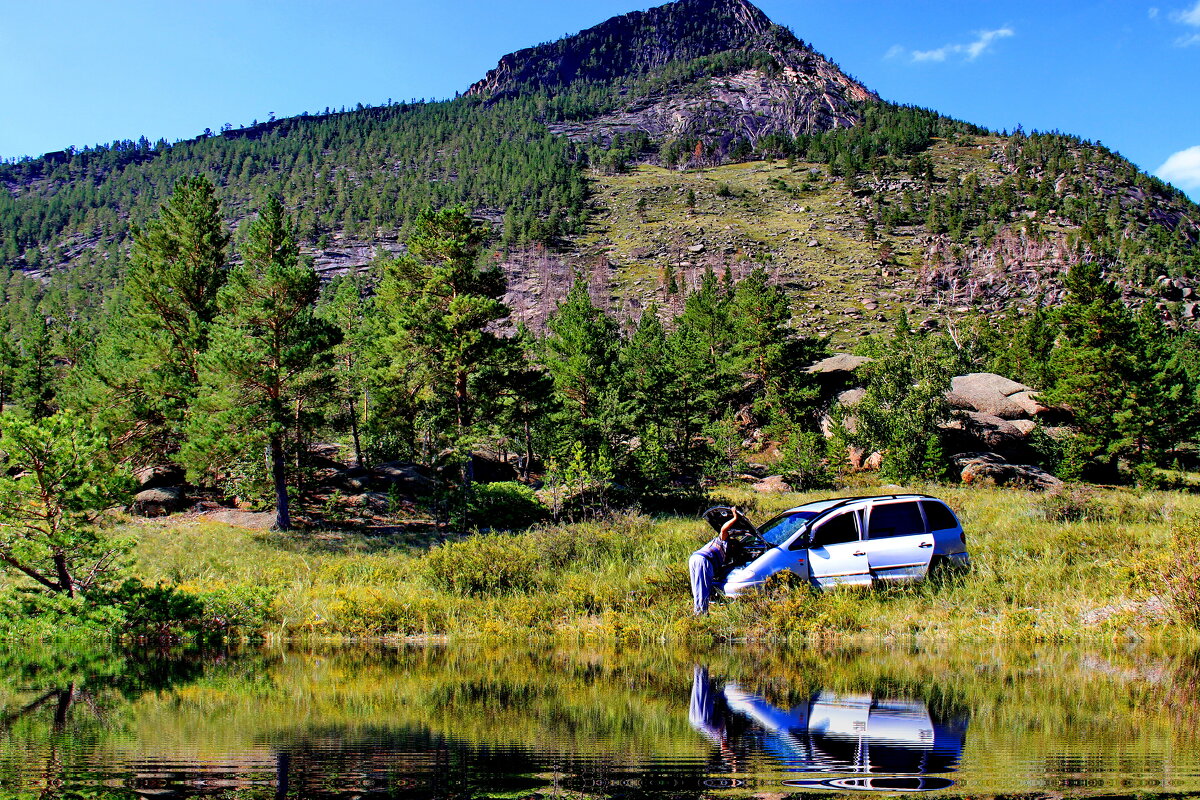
[323,586,448,634]
[1038,485,1106,522]
[422,534,540,596]
[194,584,279,638]
[0,588,126,639]
[1161,514,1200,628]
[469,481,548,530]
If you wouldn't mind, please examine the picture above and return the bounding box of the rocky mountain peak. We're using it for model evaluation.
[466,0,824,99]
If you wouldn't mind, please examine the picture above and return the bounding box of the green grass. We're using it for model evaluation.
[569,144,1009,347]
[116,484,1200,643]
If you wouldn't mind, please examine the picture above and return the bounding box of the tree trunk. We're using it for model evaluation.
[269,436,291,531]
[52,551,74,598]
[523,419,533,480]
[52,685,75,732]
[348,395,363,468]
[294,397,304,496]
[455,370,469,432]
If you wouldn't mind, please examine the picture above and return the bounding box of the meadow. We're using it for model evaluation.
[123,484,1200,643]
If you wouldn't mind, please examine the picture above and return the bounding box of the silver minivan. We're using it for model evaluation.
[703,494,970,596]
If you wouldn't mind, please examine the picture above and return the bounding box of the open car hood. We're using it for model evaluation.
[702,507,770,548]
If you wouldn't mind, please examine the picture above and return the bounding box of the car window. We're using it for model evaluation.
[867,502,926,539]
[922,501,958,531]
[809,512,858,548]
[758,511,819,546]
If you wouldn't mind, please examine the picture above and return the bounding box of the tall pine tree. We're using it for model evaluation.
[376,206,512,484]
[185,197,337,530]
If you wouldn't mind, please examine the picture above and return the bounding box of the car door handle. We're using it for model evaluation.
[918,542,934,548]
[853,551,866,556]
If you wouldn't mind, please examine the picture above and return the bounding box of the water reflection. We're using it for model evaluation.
[1,644,1198,798]
[689,665,966,789]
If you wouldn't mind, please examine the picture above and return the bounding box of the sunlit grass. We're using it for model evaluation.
[119,484,1200,643]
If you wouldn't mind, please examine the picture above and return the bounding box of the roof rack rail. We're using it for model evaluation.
[802,493,936,524]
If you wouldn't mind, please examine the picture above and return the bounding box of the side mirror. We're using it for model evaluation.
[789,528,813,551]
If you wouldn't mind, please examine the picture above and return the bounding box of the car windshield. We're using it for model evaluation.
[757,510,820,546]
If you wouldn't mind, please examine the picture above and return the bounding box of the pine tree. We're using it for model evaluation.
[851,315,959,482]
[0,411,132,598]
[185,197,338,531]
[126,176,229,385]
[12,315,56,420]
[666,268,736,465]
[1042,263,1143,480]
[376,206,512,483]
[541,271,624,462]
[79,176,230,458]
[318,273,375,468]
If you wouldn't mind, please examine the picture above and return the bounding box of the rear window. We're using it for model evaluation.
[809,512,859,548]
[867,502,926,539]
[922,501,958,531]
[758,511,819,546]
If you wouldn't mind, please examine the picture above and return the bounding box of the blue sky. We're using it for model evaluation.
[2,0,1197,200]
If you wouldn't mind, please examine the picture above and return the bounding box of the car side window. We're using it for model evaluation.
[867,502,926,539]
[922,501,958,531]
[809,512,859,548]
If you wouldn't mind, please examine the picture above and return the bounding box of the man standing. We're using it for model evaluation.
[689,506,744,615]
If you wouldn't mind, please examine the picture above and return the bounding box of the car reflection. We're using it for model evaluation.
[690,666,967,789]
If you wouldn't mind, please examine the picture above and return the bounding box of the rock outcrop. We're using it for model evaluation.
[946,373,1050,420]
[132,487,186,517]
[468,0,876,154]
[951,452,1062,491]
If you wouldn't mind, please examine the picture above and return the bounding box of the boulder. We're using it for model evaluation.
[352,492,393,512]
[753,475,792,493]
[806,353,871,375]
[847,446,883,472]
[1008,390,1051,418]
[132,487,186,517]
[327,469,369,493]
[371,461,436,495]
[1010,419,1038,437]
[837,388,866,407]
[943,412,1027,450]
[134,464,185,490]
[946,373,1032,419]
[953,452,1062,491]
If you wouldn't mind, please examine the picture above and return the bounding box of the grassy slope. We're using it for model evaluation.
[570,140,1007,346]
[124,485,1199,643]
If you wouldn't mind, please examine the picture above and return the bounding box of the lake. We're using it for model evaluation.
[1,642,1198,798]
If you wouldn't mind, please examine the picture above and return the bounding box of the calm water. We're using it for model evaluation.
[1,643,1198,798]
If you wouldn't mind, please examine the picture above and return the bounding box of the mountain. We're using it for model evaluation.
[1,0,1198,345]
[468,0,874,149]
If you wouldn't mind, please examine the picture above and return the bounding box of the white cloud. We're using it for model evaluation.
[1149,6,1160,18]
[884,44,906,60]
[1171,0,1200,25]
[908,27,1014,63]
[1178,32,1200,44]
[1156,145,1200,190]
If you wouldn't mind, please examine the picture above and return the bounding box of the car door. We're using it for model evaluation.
[862,500,935,582]
[806,510,871,589]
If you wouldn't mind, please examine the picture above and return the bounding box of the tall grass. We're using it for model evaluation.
[120,485,1200,642]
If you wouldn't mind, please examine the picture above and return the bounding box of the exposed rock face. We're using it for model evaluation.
[472,0,773,97]
[468,0,875,149]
